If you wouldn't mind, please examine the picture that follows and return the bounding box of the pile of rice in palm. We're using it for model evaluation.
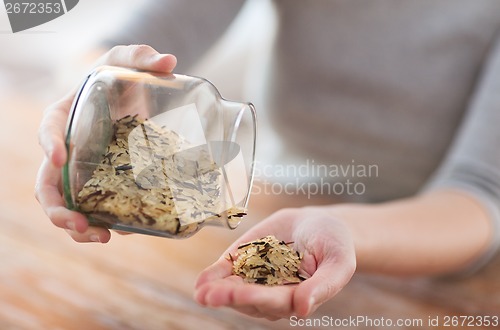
[229,235,305,285]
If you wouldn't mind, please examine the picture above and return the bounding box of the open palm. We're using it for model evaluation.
[194,207,356,320]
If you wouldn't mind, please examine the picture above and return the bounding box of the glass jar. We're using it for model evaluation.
[63,65,256,238]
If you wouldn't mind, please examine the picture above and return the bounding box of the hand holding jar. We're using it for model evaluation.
[36,44,257,242]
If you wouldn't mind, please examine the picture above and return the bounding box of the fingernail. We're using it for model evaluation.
[66,221,76,231]
[90,234,101,243]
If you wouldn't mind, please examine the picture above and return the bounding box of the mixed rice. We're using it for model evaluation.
[230,235,306,285]
[76,114,246,237]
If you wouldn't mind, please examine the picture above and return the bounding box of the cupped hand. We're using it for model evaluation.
[194,207,356,320]
[35,45,177,243]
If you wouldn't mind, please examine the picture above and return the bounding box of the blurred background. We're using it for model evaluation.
[0,0,276,101]
[0,0,141,99]
[1,1,499,329]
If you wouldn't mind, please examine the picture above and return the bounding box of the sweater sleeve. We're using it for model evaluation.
[424,33,500,274]
[102,0,247,72]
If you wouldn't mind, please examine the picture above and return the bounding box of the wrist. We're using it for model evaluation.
[324,204,374,273]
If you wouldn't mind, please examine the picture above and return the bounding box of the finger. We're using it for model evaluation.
[98,45,177,73]
[231,305,280,321]
[35,158,89,233]
[232,306,263,318]
[36,158,113,242]
[114,230,133,235]
[199,277,295,318]
[194,280,264,318]
[293,257,356,317]
[66,227,111,243]
[195,255,233,289]
[38,95,74,167]
[194,275,242,306]
[231,284,295,318]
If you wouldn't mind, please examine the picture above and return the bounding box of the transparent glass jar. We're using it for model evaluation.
[63,65,256,238]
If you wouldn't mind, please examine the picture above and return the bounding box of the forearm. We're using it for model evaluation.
[325,189,494,276]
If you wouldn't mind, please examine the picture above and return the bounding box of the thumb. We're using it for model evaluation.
[99,45,177,73]
[293,258,356,317]
[195,255,233,289]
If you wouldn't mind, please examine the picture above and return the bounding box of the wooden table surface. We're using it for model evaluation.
[1,91,499,330]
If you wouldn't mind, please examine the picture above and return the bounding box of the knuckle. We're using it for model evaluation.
[38,103,63,149]
[47,211,60,227]
[129,44,155,62]
[72,236,88,243]
[107,45,123,58]
[103,45,126,64]
[46,206,68,229]
[38,110,51,145]
[322,281,337,301]
[42,101,58,115]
